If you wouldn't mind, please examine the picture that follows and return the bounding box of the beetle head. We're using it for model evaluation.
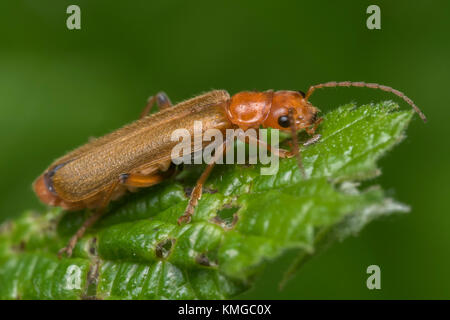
[262,90,320,132]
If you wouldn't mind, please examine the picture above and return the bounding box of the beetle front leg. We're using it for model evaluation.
[236,131,294,158]
[140,92,172,119]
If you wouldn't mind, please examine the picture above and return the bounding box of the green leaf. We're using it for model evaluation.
[0,101,413,299]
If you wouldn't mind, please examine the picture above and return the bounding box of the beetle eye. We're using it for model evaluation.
[278,115,290,128]
[297,90,306,98]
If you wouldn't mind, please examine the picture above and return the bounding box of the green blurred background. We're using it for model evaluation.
[0,0,449,299]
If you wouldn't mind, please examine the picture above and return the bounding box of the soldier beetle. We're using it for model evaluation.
[33,81,426,257]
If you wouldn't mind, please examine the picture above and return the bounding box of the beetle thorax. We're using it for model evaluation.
[226,90,274,130]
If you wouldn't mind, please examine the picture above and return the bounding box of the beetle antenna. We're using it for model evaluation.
[288,108,306,179]
[304,81,427,123]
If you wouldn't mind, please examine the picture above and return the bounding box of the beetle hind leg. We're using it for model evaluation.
[57,170,172,258]
[58,181,119,259]
[58,208,105,258]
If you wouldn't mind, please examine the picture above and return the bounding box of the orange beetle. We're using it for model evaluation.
[34,81,426,257]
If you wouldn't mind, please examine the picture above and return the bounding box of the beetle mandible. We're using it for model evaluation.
[33,81,427,257]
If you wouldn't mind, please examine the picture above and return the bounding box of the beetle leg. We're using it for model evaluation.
[178,164,213,224]
[58,181,119,258]
[236,131,294,159]
[58,171,172,258]
[178,135,235,225]
[140,92,172,119]
[288,108,307,178]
